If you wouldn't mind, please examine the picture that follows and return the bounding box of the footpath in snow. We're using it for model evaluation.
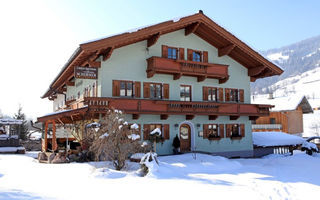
[0,151,320,200]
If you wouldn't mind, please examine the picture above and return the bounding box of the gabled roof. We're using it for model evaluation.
[252,94,313,113]
[42,11,283,98]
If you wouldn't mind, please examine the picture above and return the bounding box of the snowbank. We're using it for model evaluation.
[0,146,25,153]
[252,131,305,147]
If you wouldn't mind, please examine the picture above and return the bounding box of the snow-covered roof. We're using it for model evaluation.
[251,94,313,113]
[252,131,305,147]
[0,118,23,125]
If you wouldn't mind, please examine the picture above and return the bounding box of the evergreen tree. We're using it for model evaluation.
[13,105,28,140]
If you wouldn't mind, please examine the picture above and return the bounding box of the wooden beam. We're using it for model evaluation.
[66,81,75,86]
[248,65,266,76]
[173,73,182,80]
[88,61,101,68]
[42,121,48,152]
[218,44,235,57]
[101,47,114,61]
[250,77,257,82]
[186,115,195,120]
[160,114,169,120]
[197,75,206,82]
[230,116,240,120]
[132,114,140,120]
[249,116,259,121]
[219,76,229,84]
[52,121,57,152]
[209,115,218,120]
[185,22,200,36]
[147,33,160,47]
[147,70,155,78]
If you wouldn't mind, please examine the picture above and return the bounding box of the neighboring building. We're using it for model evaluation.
[37,11,283,157]
[252,95,313,134]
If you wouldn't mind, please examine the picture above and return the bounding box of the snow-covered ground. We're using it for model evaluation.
[1,151,320,200]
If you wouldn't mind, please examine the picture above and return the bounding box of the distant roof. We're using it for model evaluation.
[42,11,283,99]
[0,118,23,125]
[252,94,313,113]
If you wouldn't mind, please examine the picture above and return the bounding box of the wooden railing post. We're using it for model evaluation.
[52,120,57,152]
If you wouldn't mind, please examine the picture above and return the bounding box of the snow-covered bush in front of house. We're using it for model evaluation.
[150,128,161,136]
[301,141,319,155]
[140,152,159,176]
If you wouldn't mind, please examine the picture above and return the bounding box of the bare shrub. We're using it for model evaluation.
[89,109,141,170]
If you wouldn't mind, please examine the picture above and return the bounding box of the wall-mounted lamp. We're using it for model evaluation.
[174,124,179,130]
[196,123,201,129]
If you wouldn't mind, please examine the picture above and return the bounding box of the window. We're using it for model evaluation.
[168,47,177,59]
[270,118,276,124]
[150,83,162,99]
[208,124,219,138]
[192,51,201,62]
[231,124,240,137]
[120,81,134,97]
[208,87,217,101]
[180,85,191,101]
[230,89,239,102]
[92,82,96,97]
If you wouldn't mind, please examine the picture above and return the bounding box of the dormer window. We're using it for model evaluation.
[168,47,177,59]
[192,51,201,62]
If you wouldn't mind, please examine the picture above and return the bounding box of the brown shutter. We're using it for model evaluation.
[163,84,169,99]
[203,86,208,101]
[240,124,245,137]
[143,124,150,140]
[219,124,224,138]
[203,51,208,63]
[163,124,170,140]
[112,80,120,96]
[179,48,184,60]
[134,81,141,98]
[239,89,244,103]
[143,82,150,98]
[218,88,224,102]
[203,124,209,139]
[187,49,193,61]
[225,88,230,101]
[226,124,231,137]
[162,45,168,58]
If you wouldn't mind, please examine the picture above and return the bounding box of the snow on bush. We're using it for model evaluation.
[128,134,140,141]
[99,132,109,139]
[150,128,161,135]
[140,152,159,176]
[130,123,139,130]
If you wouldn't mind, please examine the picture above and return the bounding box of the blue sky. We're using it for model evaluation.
[0,0,319,118]
[46,0,320,50]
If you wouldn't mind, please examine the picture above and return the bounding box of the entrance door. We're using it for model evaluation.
[180,124,191,152]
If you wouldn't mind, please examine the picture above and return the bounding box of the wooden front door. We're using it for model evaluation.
[180,124,191,152]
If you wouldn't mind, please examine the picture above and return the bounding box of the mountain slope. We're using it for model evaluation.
[251,35,320,94]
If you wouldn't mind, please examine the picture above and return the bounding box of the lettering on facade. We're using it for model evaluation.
[75,67,98,79]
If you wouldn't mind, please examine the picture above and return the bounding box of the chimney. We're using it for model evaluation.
[199,10,203,14]
[268,92,274,99]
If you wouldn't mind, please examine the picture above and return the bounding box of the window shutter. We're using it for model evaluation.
[143,82,150,98]
[203,124,209,139]
[112,80,120,96]
[239,89,244,103]
[143,124,150,140]
[179,48,184,60]
[203,86,208,101]
[218,88,224,102]
[240,124,245,137]
[187,49,193,61]
[219,124,224,138]
[225,88,230,101]
[226,124,231,137]
[163,84,169,99]
[134,81,141,98]
[203,51,208,63]
[163,124,170,140]
[162,45,168,58]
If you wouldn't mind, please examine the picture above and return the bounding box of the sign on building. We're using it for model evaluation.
[75,67,98,79]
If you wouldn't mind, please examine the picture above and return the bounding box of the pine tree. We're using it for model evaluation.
[13,105,28,140]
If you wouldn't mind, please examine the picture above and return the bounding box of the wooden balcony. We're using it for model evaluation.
[83,97,272,120]
[146,56,229,83]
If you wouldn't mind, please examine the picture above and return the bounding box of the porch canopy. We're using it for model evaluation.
[37,107,89,152]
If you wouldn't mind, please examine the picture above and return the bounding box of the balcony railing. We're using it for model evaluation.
[252,124,282,130]
[146,56,229,83]
[83,97,272,117]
